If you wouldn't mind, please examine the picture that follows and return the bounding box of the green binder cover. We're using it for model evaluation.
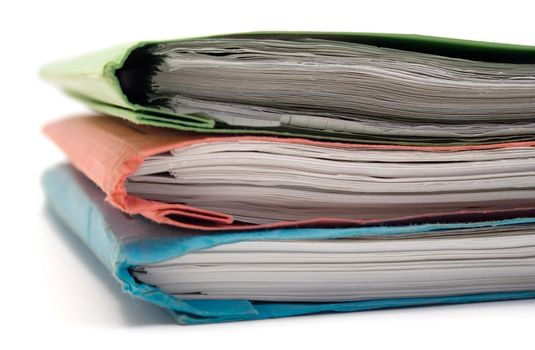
[41,32,535,145]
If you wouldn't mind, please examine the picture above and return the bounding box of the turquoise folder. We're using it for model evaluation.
[43,164,535,324]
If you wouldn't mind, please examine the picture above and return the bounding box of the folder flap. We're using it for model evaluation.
[40,42,139,109]
[43,163,122,273]
[68,93,217,130]
[44,115,234,228]
[40,39,218,131]
[43,165,259,319]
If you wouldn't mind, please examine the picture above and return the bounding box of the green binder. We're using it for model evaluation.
[41,32,535,145]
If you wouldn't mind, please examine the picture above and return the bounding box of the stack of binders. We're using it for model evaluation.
[42,32,535,324]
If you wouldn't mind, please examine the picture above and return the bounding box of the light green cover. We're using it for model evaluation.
[41,32,535,144]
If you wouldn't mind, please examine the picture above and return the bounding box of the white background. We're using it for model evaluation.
[2,0,535,349]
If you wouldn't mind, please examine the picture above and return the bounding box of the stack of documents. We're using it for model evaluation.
[42,32,535,324]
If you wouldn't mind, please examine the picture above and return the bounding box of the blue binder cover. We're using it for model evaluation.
[43,164,535,324]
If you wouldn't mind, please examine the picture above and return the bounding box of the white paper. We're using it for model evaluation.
[126,141,535,223]
[133,228,535,302]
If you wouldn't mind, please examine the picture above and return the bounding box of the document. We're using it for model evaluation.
[127,140,535,223]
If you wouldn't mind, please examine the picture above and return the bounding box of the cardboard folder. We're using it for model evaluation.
[44,115,535,231]
[43,164,535,324]
[41,32,535,145]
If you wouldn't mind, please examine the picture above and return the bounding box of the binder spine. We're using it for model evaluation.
[42,165,122,273]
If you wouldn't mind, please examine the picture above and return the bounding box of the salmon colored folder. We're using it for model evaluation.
[44,115,535,231]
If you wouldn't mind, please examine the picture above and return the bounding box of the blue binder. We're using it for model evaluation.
[43,164,535,324]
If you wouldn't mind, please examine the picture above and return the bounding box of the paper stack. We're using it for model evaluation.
[42,32,535,324]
